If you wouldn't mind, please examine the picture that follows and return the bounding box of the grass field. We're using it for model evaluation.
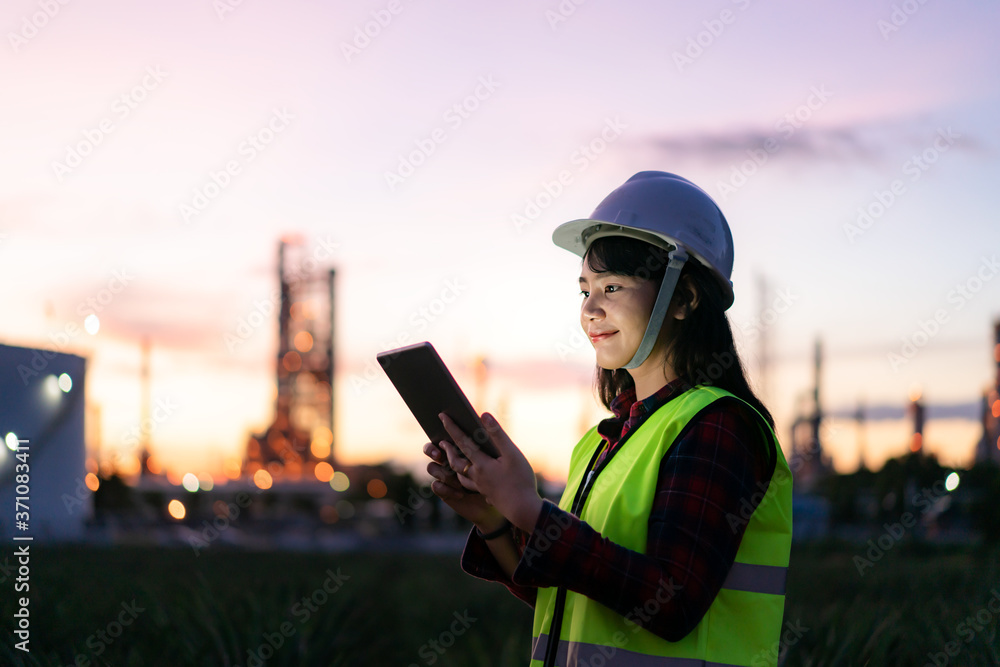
[2,539,999,666]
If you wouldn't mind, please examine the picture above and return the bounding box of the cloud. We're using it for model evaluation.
[633,119,985,169]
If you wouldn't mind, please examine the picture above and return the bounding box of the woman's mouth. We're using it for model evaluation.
[589,331,617,344]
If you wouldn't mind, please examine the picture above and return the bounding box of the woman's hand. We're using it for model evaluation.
[423,441,506,532]
[437,411,544,533]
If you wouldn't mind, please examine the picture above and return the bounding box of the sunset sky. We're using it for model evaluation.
[1,0,999,484]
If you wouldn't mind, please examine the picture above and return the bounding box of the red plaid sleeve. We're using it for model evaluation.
[509,398,775,642]
[460,525,538,608]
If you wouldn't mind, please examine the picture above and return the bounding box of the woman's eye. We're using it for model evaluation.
[580,285,620,297]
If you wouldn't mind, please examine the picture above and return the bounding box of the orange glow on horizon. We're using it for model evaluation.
[224,458,242,480]
[145,455,163,476]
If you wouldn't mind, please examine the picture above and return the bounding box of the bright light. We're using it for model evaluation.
[367,478,387,499]
[58,373,72,392]
[945,472,960,492]
[167,499,186,520]
[294,330,313,353]
[84,313,100,335]
[182,473,200,492]
[5,433,20,451]
[84,473,100,491]
[311,427,333,459]
[314,461,334,482]
[254,469,273,490]
[224,458,242,480]
[330,471,350,492]
[43,374,61,401]
[198,473,214,491]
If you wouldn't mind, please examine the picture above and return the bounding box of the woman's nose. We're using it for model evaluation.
[581,293,604,320]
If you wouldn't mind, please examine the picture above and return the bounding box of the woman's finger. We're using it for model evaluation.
[439,412,491,467]
[423,442,443,460]
[427,461,464,491]
[440,441,481,493]
[430,479,466,501]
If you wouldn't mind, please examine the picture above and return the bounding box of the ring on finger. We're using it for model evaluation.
[461,461,472,476]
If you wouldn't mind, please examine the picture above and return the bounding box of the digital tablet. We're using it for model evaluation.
[377,341,499,458]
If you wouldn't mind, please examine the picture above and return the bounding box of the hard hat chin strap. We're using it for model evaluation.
[621,248,688,370]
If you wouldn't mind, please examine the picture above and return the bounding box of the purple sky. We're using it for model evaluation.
[1,0,999,480]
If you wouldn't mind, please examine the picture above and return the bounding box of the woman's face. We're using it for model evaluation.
[579,258,660,370]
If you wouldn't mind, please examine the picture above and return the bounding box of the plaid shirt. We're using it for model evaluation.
[460,377,776,642]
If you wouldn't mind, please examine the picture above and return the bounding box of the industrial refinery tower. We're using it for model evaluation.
[975,320,1000,464]
[243,238,337,481]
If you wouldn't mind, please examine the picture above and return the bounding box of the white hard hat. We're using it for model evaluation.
[552,171,735,369]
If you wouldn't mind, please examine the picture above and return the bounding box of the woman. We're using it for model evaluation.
[423,171,793,666]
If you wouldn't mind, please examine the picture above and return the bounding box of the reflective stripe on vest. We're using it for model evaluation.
[722,562,787,596]
[529,385,793,667]
[532,633,749,666]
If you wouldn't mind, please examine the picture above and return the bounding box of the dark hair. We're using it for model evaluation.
[584,235,774,429]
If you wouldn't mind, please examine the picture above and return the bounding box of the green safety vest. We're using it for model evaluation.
[530,385,793,667]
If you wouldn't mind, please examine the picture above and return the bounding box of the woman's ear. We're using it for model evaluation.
[673,277,700,320]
